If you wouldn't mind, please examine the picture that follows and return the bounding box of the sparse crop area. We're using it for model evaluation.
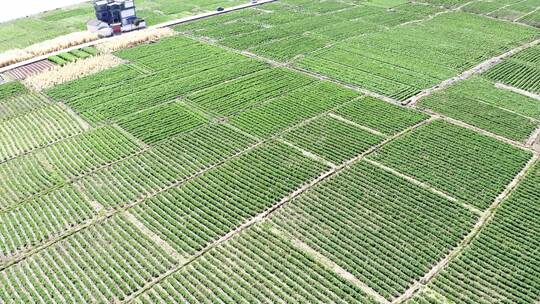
[1,0,540,303]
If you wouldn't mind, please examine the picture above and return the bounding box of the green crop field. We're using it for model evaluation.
[1,0,540,303]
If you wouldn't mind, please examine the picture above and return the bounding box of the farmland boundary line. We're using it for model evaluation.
[270,227,391,304]
[328,113,388,137]
[186,33,536,152]
[404,37,540,106]
[394,153,540,303]
[122,116,435,303]
[426,110,530,150]
[527,125,540,150]
[485,0,528,18]
[494,82,540,101]
[280,139,337,168]
[0,93,363,271]
[470,96,540,123]
[514,6,540,22]
[123,212,186,263]
[363,159,481,215]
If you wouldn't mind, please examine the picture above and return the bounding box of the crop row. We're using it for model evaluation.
[282,115,384,164]
[270,160,477,300]
[134,226,377,304]
[0,126,141,211]
[298,12,538,101]
[186,68,316,116]
[0,215,177,303]
[0,81,28,100]
[77,123,257,210]
[418,76,540,142]
[176,1,446,63]
[0,91,50,122]
[369,120,532,209]
[0,185,96,258]
[129,141,328,257]
[117,102,207,144]
[411,162,540,303]
[48,47,99,66]
[0,104,85,162]
[334,96,429,135]
[0,124,253,263]
[229,81,359,138]
[485,44,540,94]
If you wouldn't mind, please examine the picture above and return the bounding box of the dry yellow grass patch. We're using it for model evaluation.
[0,31,99,69]
[24,54,124,90]
[96,28,175,53]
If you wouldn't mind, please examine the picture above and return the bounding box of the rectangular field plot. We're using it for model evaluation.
[46,36,268,124]
[270,161,478,301]
[186,68,315,116]
[133,226,378,304]
[0,186,96,259]
[368,120,532,209]
[0,215,177,303]
[485,44,540,95]
[117,102,207,144]
[0,81,28,100]
[418,77,540,142]
[411,162,540,304]
[333,96,429,135]
[175,1,446,61]
[129,141,328,257]
[298,12,539,101]
[230,81,360,138]
[0,92,50,122]
[78,124,257,210]
[0,126,141,211]
[282,115,385,164]
[0,104,86,162]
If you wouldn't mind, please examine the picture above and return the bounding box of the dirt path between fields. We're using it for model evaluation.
[393,153,540,303]
[405,38,540,106]
[495,82,540,101]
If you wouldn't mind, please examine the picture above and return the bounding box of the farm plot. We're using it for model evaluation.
[229,81,360,138]
[0,126,142,211]
[186,68,315,116]
[0,104,86,162]
[368,120,532,210]
[410,162,540,304]
[77,124,256,210]
[270,160,478,301]
[0,81,28,100]
[281,115,384,164]
[488,0,539,21]
[175,1,445,61]
[46,37,268,124]
[134,226,378,303]
[0,185,96,259]
[418,76,540,142]
[129,141,328,257]
[117,102,207,144]
[0,92,50,122]
[0,215,177,303]
[298,12,539,101]
[485,44,540,95]
[333,96,429,135]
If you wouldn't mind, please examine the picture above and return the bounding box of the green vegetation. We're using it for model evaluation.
[369,120,532,209]
[0,215,177,302]
[271,160,478,300]
[419,76,540,142]
[0,81,28,100]
[49,46,100,65]
[411,163,540,303]
[334,96,429,135]
[130,141,328,256]
[117,102,207,144]
[282,115,384,164]
[135,226,378,303]
[485,44,540,94]
[1,1,540,302]
[0,126,141,211]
